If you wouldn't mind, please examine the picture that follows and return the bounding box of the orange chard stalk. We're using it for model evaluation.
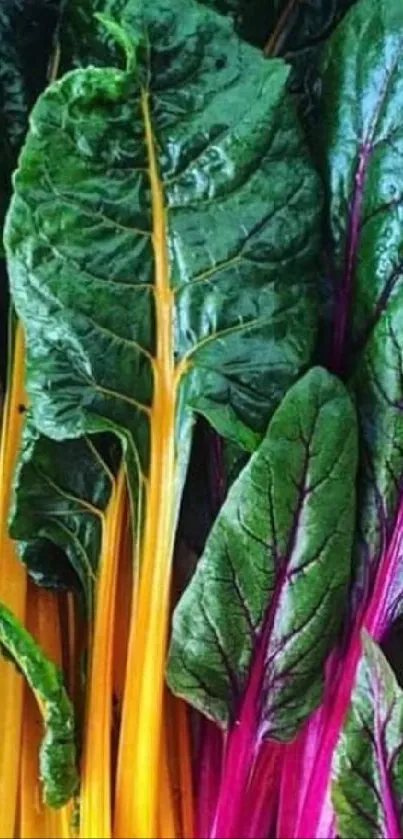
[158,694,195,839]
[79,466,127,839]
[174,699,195,839]
[20,583,72,839]
[0,321,28,837]
[158,712,180,839]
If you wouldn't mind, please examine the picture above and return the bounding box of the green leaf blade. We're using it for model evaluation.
[319,0,403,620]
[6,0,321,456]
[168,367,358,739]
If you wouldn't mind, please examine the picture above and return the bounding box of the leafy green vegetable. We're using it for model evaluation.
[6,0,321,552]
[0,601,78,808]
[58,0,359,121]
[319,0,403,614]
[277,3,403,835]
[333,633,403,839]
[5,4,322,832]
[167,366,358,736]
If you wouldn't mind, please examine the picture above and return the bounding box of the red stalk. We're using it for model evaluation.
[197,720,224,839]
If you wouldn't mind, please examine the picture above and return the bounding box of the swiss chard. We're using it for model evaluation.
[168,366,358,837]
[277,1,403,835]
[5,0,403,836]
[5,0,322,834]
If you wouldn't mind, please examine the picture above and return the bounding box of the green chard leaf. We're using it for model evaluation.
[6,0,321,533]
[333,634,403,839]
[167,367,358,738]
[320,0,403,625]
[0,601,78,808]
[10,417,118,614]
[5,4,321,815]
[58,0,359,120]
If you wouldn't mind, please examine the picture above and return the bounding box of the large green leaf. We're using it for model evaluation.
[10,417,117,614]
[5,7,321,823]
[320,0,403,621]
[333,634,403,838]
[0,601,78,808]
[6,0,321,517]
[167,367,358,737]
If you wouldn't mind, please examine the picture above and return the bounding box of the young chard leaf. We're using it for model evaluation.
[168,366,357,733]
[0,601,78,808]
[333,634,403,839]
[5,2,321,833]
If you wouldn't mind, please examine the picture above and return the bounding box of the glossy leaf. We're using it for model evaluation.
[6,0,322,525]
[167,366,358,737]
[0,601,78,808]
[58,0,359,121]
[5,5,321,831]
[333,634,403,839]
[319,0,403,623]
[10,417,117,613]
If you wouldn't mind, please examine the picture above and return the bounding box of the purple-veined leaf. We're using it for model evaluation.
[278,4,403,832]
[320,0,403,624]
[278,1,403,834]
[167,366,357,837]
[332,633,403,839]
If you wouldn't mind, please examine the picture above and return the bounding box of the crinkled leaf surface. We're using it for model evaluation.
[320,0,403,622]
[167,367,358,739]
[6,0,321,519]
[59,0,358,118]
[10,417,117,613]
[333,634,403,839]
[0,602,78,808]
